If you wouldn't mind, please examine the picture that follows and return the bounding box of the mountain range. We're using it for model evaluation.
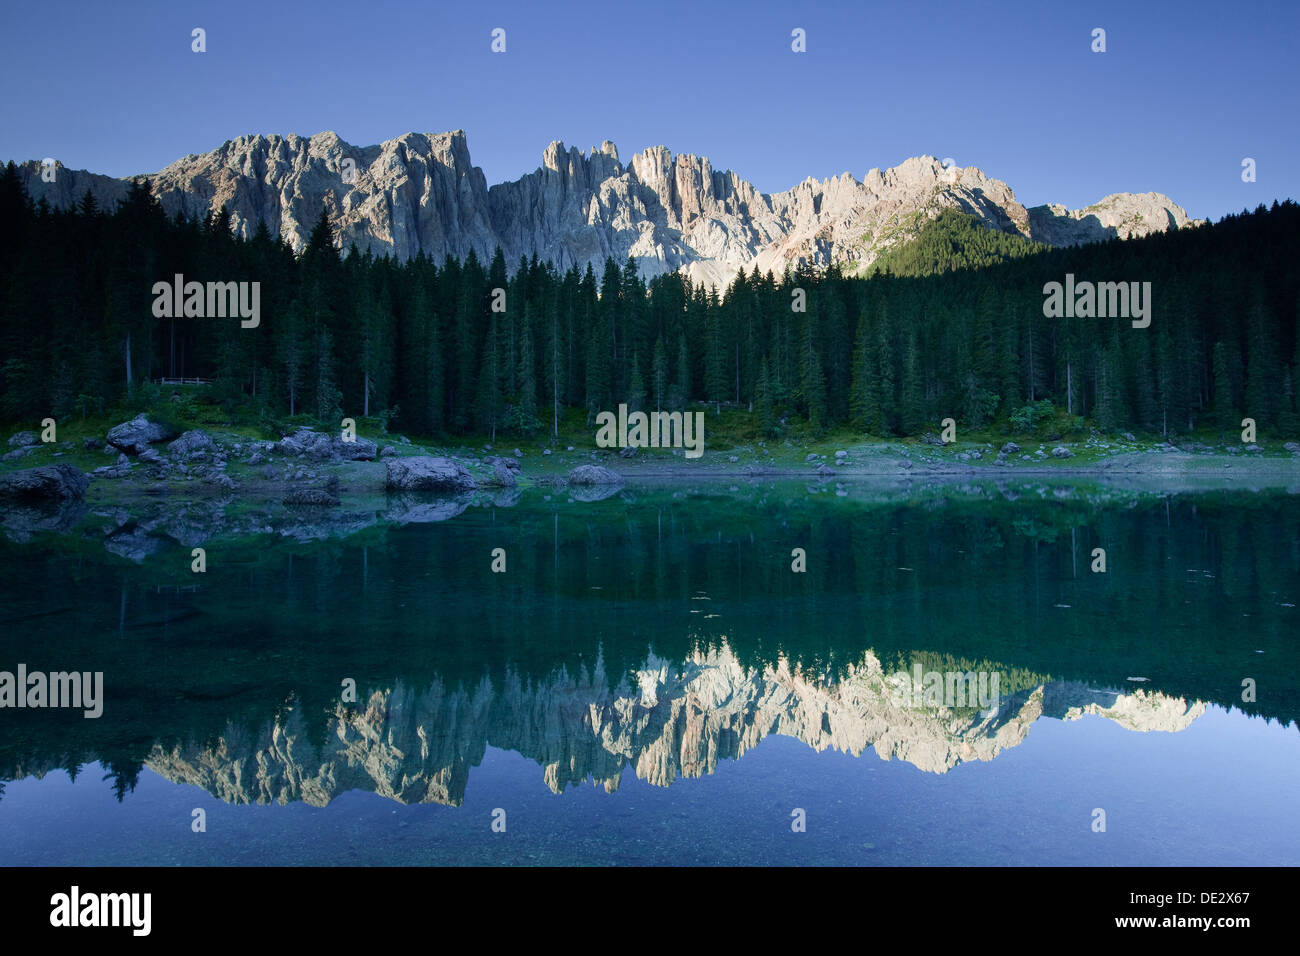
[16,131,1202,287]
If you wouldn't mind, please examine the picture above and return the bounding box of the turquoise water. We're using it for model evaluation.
[1,481,1298,865]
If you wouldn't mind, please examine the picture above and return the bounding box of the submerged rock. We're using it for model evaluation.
[283,488,341,507]
[384,494,472,524]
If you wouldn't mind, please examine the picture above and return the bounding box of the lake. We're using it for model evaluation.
[1,479,1298,865]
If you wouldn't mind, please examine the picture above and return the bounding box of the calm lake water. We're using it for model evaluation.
[2,480,1298,865]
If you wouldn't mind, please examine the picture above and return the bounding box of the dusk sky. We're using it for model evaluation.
[2,0,1296,221]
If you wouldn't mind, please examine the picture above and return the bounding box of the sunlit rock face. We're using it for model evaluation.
[18,134,1199,289]
[142,646,1205,807]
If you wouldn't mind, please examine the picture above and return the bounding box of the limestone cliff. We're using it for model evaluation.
[17,133,1201,288]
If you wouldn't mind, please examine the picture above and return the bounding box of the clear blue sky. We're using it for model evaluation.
[1,0,1296,221]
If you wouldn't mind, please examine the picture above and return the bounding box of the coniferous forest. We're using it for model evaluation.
[2,161,1297,441]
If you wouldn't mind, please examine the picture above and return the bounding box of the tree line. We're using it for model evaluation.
[1,160,1297,439]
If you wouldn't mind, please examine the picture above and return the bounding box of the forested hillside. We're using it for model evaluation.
[1,161,1296,440]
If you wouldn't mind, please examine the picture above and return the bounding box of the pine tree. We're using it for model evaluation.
[651,336,667,413]
[756,356,776,437]
[800,312,827,433]
[1212,341,1236,432]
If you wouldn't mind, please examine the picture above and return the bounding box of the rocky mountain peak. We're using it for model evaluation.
[15,131,1203,287]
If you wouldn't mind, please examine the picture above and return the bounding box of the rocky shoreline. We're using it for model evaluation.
[1,415,1297,559]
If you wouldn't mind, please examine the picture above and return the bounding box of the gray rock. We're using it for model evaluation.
[1285,442,1300,454]
[1245,443,1262,453]
[379,445,396,458]
[277,427,335,461]
[2,447,34,461]
[106,414,179,454]
[0,464,90,501]
[567,465,622,486]
[1001,442,1020,455]
[333,436,378,461]
[168,429,217,459]
[1051,446,1073,458]
[384,456,477,492]
[7,431,38,448]
[834,450,847,458]
[618,445,637,459]
[82,436,104,450]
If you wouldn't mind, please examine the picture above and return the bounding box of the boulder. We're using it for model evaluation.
[1051,446,1073,458]
[276,427,335,461]
[2,447,34,461]
[384,456,477,492]
[82,436,104,450]
[0,464,90,501]
[106,415,179,454]
[1285,442,1300,454]
[1001,442,1020,455]
[490,462,517,488]
[333,436,378,461]
[618,445,637,458]
[379,445,396,458]
[567,465,622,486]
[168,429,218,459]
[7,431,38,448]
